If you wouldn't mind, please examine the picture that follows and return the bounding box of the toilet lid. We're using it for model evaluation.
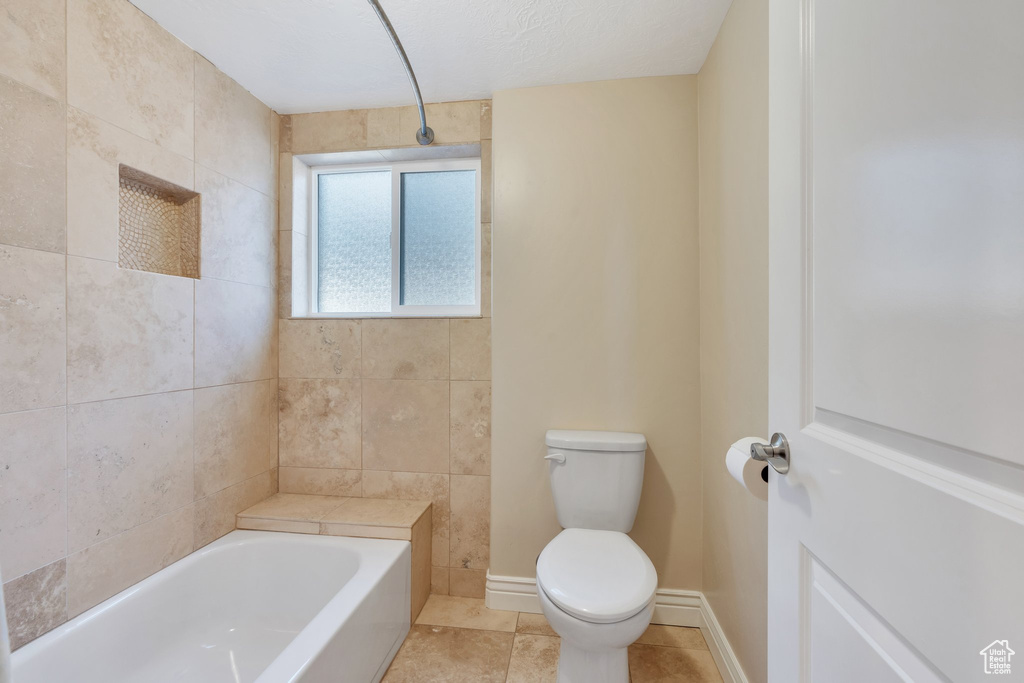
[536,528,657,624]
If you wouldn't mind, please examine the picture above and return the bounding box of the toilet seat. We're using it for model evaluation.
[536,528,657,624]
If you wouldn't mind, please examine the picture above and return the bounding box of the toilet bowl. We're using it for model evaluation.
[536,528,657,683]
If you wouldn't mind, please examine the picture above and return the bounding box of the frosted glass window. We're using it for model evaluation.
[400,171,477,306]
[317,171,392,313]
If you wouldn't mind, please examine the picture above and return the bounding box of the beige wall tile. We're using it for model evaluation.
[0,0,66,101]
[66,256,193,404]
[278,153,293,230]
[506,634,559,683]
[0,408,66,579]
[362,470,450,567]
[450,474,489,570]
[322,498,429,527]
[194,380,278,499]
[450,381,491,476]
[481,223,492,318]
[67,504,193,617]
[279,116,293,154]
[67,107,194,262]
[193,470,274,549]
[0,245,66,414]
[367,107,401,148]
[362,380,449,473]
[67,0,193,158]
[279,319,361,378]
[67,391,193,553]
[288,156,309,236]
[270,112,280,193]
[194,56,273,197]
[449,568,486,599]
[237,492,347,521]
[431,566,449,595]
[290,230,309,317]
[481,139,492,223]
[195,278,276,387]
[319,521,410,540]
[0,75,65,253]
[411,512,432,621]
[197,165,275,288]
[286,110,367,154]
[399,101,481,146]
[362,319,449,380]
[279,378,361,469]
[450,319,491,380]
[278,230,293,319]
[279,467,361,497]
[3,559,67,651]
[238,517,318,534]
[480,101,492,141]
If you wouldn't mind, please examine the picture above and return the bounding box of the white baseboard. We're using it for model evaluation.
[698,593,750,683]
[484,573,543,613]
[486,572,749,683]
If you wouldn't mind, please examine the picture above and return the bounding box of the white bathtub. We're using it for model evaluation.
[12,530,411,683]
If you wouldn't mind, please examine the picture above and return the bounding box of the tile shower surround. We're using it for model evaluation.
[1,0,278,649]
[277,100,493,598]
[1,0,493,654]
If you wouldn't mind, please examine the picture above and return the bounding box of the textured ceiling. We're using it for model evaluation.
[128,0,733,114]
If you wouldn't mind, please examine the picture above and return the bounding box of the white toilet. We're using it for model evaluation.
[536,430,657,683]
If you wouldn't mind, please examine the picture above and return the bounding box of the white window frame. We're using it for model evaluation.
[309,157,482,318]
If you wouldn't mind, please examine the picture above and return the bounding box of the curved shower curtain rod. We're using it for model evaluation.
[366,0,434,145]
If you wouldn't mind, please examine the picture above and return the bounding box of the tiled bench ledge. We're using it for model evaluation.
[237,493,431,622]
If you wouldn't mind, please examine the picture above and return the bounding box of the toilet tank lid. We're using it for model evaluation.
[545,430,647,452]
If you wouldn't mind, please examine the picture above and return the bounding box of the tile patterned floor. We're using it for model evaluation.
[382,595,724,682]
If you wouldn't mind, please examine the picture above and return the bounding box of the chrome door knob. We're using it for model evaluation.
[750,433,790,475]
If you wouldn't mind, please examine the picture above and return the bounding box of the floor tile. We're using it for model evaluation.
[636,625,709,650]
[415,595,518,632]
[382,624,513,683]
[628,643,723,683]
[506,633,560,683]
[515,612,558,638]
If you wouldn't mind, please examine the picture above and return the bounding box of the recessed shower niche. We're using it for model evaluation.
[118,165,201,278]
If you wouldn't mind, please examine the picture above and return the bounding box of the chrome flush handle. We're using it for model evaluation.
[544,453,567,465]
[750,433,790,475]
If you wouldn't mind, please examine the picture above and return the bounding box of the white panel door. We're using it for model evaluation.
[767,0,1024,681]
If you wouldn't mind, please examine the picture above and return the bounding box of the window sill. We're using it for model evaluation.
[286,313,484,320]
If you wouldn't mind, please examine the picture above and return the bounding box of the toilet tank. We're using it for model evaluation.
[545,430,647,532]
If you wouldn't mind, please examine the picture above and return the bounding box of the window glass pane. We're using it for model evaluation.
[318,171,391,313]
[400,170,477,306]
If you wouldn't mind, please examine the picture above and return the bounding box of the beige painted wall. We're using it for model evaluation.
[491,76,702,588]
[697,0,769,679]
[275,102,494,599]
[0,0,278,649]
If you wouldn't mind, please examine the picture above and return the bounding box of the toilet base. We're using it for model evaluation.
[537,578,654,683]
[556,640,629,683]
